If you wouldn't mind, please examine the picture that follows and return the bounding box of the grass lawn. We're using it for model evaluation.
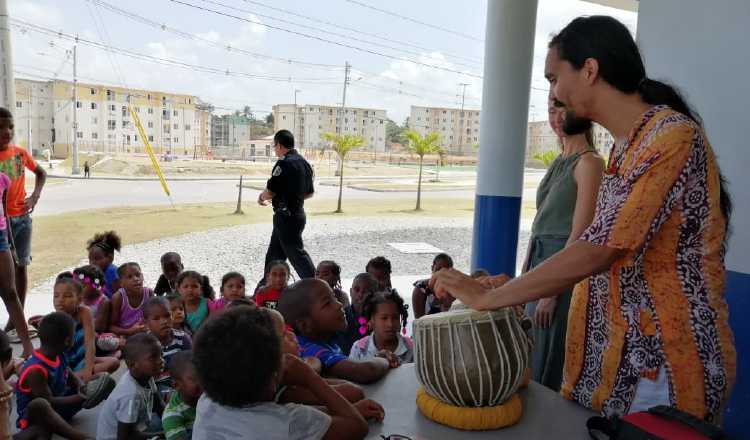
[31,197,527,288]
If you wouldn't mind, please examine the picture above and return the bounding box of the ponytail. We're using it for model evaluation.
[637,78,702,125]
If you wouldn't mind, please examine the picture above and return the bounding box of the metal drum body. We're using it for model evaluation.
[414,308,529,407]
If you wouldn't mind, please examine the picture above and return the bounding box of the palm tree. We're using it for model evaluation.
[404,130,442,211]
[322,132,365,213]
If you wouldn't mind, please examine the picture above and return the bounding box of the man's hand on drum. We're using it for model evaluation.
[430,269,513,311]
[375,350,400,369]
[476,273,512,289]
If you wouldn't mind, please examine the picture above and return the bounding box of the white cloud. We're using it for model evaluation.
[7,0,637,124]
[9,0,64,28]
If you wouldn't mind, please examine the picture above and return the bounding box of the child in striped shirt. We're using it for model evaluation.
[162,351,201,440]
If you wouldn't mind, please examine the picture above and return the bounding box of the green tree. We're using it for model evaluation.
[265,113,274,126]
[385,119,405,145]
[533,150,559,167]
[322,132,365,213]
[404,130,442,211]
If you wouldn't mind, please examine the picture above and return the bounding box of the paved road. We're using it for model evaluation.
[34,168,546,216]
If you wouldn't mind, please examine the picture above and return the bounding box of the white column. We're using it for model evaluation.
[471,0,538,275]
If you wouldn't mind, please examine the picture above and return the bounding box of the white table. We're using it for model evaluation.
[362,364,595,439]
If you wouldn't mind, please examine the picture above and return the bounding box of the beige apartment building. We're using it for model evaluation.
[409,105,481,155]
[526,120,614,158]
[13,78,212,158]
[273,104,387,152]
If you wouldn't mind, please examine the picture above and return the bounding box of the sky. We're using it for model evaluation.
[8,0,636,123]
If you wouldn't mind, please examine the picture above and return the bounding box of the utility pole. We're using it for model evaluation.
[71,43,79,174]
[0,0,16,118]
[293,88,301,141]
[337,62,350,135]
[458,82,469,155]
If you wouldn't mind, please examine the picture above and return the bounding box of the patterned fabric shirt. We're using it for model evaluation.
[561,106,736,422]
[162,391,196,440]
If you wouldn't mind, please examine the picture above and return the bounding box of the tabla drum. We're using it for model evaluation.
[414,307,530,408]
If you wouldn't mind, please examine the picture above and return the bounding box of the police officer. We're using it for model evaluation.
[258,129,316,280]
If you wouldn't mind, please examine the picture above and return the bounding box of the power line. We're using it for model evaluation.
[10,18,344,84]
[200,0,481,71]
[87,0,343,71]
[84,1,484,104]
[352,68,481,104]
[165,0,482,79]
[237,0,483,65]
[343,0,483,43]
[86,0,128,90]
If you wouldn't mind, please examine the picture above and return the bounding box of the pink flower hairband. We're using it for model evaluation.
[358,317,407,335]
[77,273,103,293]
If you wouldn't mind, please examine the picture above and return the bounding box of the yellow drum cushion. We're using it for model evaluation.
[416,387,523,431]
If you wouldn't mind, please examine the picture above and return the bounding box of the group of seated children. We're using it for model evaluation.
[8,229,459,439]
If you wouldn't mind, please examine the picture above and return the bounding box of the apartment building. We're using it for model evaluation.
[14,78,211,158]
[273,104,387,152]
[409,105,481,155]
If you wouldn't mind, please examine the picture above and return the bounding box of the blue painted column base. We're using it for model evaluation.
[471,194,522,277]
[724,270,750,437]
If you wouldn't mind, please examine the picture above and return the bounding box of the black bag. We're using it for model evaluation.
[587,406,729,440]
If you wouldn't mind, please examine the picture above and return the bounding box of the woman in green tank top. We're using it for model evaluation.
[522,98,604,391]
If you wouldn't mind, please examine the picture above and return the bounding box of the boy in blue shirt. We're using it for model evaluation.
[278,279,389,384]
[15,312,92,440]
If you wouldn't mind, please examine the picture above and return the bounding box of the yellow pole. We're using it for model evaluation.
[129,106,172,200]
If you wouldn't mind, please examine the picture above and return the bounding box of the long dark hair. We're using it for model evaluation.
[549,15,732,230]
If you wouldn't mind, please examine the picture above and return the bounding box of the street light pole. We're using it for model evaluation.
[71,43,79,174]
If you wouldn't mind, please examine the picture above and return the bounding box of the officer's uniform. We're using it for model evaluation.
[264,148,316,279]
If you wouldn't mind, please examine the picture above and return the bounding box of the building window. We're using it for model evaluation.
[92,133,98,140]
[91,117,98,124]
[90,88,96,95]
[109,104,116,111]
[106,90,114,100]
[135,107,140,113]
[173,110,178,116]
[148,135,154,142]
[91,102,97,110]
[185,124,191,130]
[148,108,153,115]
[76,101,82,108]
[122,121,130,128]
[173,123,178,130]
[282,115,286,120]
[148,121,154,128]
[162,97,166,105]
[107,120,116,130]
[174,137,179,143]
[76,131,83,139]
